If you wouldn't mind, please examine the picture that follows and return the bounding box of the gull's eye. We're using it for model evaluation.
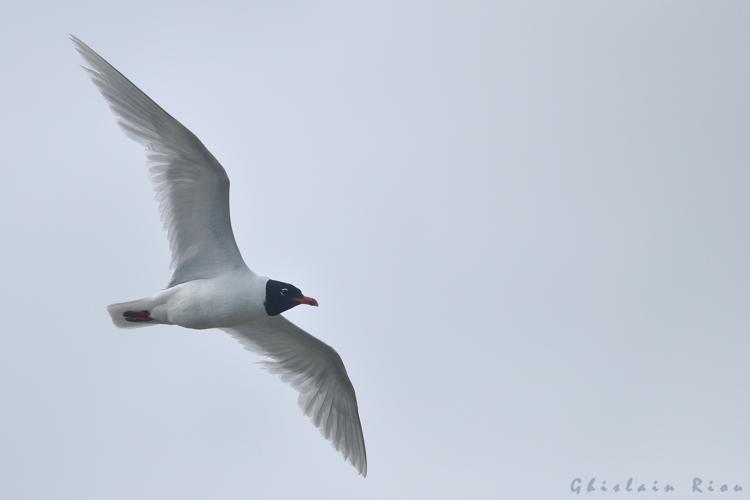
[280,288,289,296]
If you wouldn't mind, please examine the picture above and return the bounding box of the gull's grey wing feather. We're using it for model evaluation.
[71,36,248,286]
[224,316,367,476]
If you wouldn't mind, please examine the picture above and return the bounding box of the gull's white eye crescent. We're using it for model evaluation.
[280,288,289,296]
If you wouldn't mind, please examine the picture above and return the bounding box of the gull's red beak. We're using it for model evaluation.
[295,296,319,307]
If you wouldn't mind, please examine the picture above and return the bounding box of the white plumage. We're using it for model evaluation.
[73,35,367,476]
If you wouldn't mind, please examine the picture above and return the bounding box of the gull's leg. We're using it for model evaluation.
[122,310,153,323]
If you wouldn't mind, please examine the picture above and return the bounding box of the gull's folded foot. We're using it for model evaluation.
[123,310,153,322]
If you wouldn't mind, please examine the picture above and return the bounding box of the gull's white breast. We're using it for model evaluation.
[157,270,268,329]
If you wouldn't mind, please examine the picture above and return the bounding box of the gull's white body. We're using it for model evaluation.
[73,36,367,476]
[115,270,269,330]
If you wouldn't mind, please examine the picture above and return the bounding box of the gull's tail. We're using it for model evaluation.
[107,298,158,329]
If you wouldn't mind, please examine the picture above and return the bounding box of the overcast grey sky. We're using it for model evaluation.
[1,1,749,499]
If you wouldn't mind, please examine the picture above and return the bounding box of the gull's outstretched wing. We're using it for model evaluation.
[224,316,367,476]
[72,36,248,286]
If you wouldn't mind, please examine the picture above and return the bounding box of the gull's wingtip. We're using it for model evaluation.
[69,34,90,53]
[351,456,367,477]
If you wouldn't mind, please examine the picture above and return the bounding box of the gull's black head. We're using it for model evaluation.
[264,279,319,316]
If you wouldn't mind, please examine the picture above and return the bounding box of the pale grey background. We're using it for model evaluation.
[1,1,749,498]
